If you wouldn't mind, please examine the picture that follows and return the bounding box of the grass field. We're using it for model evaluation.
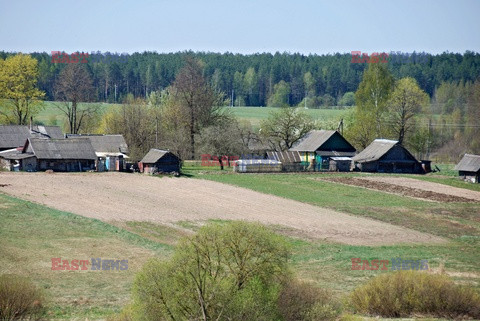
[34,101,346,128]
[1,169,479,320]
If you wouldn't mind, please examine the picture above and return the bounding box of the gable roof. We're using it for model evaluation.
[352,139,399,163]
[454,154,480,172]
[141,149,178,163]
[290,130,355,153]
[24,138,96,160]
[0,125,64,149]
[266,151,302,163]
[66,134,128,154]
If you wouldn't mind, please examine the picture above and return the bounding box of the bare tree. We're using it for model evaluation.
[172,58,221,160]
[54,64,96,134]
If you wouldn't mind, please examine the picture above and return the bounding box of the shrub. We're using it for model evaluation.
[351,271,480,319]
[0,274,46,320]
[132,221,290,321]
[278,278,341,321]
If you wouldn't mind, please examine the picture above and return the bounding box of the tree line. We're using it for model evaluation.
[1,50,479,107]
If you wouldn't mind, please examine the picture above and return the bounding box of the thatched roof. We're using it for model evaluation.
[66,134,128,154]
[352,139,399,163]
[454,154,480,173]
[0,125,64,149]
[25,138,96,160]
[141,149,177,163]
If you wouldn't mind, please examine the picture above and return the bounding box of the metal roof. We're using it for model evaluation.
[66,134,128,154]
[290,130,337,152]
[454,154,480,173]
[352,139,398,163]
[266,151,302,163]
[140,149,175,163]
[27,138,96,160]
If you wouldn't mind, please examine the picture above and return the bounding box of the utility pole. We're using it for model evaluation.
[231,89,234,107]
[114,84,117,103]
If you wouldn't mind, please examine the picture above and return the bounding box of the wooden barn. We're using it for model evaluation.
[454,154,480,183]
[289,130,356,171]
[22,138,96,172]
[67,134,129,171]
[352,139,423,174]
[139,149,180,174]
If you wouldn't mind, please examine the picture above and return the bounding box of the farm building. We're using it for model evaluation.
[234,159,282,173]
[266,150,303,172]
[139,149,180,174]
[66,134,129,171]
[289,130,356,171]
[0,147,37,171]
[454,154,480,183]
[0,125,63,151]
[352,139,423,174]
[21,138,96,172]
[329,157,352,172]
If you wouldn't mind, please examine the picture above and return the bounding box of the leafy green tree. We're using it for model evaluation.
[260,107,315,151]
[465,80,480,153]
[267,80,290,107]
[0,54,45,124]
[338,92,355,107]
[387,77,429,144]
[132,221,290,321]
[349,63,394,148]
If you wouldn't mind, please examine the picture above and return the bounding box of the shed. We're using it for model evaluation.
[22,138,96,172]
[66,134,129,171]
[266,150,303,172]
[234,159,282,173]
[289,130,356,171]
[352,139,422,173]
[0,148,36,171]
[140,149,180,174]
[454,154,480,183]
[329,157,352,172]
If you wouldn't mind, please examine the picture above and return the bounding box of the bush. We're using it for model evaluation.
[132,221,291,321]
[0,274,46,320]
[351,271,480,319]
[278,278,341,321]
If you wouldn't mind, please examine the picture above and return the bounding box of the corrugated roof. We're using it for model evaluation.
[352,139,398,163]
[0,148,35,160]
[27,138,96,160]
[454,154,480,172]
[290,130,337,152]
[0,125,64,149]
[266,151,302,163]
[66,134,128,154]
[140,149,171,163]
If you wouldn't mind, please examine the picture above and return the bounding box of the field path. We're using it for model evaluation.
[0,172,444,246]
[359,176,480,202]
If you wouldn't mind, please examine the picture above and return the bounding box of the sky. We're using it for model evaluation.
[0,0,479,55]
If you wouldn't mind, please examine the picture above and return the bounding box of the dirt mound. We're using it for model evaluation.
[0,172,444,246]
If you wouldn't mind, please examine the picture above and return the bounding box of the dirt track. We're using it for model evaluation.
[0,172,444,246]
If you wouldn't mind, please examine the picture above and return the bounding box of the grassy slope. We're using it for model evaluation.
[2,170,480,319]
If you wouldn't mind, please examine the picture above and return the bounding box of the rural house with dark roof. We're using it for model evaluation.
[66,134,129,171]
[454,154,480,183]
[22,138,97,172]
[0,125,64,151]
[352,139,423,174]
[139,149,180,174]
[289,130,356,171]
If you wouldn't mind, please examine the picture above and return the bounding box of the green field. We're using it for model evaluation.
[1,169,479,320]
[34,102,347,129]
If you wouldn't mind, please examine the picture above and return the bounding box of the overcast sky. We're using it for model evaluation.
[1,0,479,55]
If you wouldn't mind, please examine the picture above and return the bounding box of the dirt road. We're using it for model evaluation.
[0,172,444,246]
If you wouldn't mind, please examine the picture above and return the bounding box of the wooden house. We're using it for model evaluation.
[352,139,422,173]
[0,125,63,151]
[289,130,356,171]
[454,154,480,183]
[139,149,180,174]
[22,138,96,172]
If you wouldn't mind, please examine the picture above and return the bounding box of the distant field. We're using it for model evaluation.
[34,102,347,128]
